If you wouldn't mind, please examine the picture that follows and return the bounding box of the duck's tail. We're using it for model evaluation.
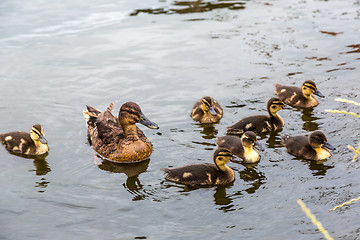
[274,83,282,95]
[83,105,102,134]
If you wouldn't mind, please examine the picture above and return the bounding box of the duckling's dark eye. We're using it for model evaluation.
[246,137,255,143]
[272,105,277,109]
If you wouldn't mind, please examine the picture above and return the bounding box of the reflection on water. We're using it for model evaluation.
[238,164,266,194]
[96,156,151,201]
[32,158,51,176]
[8,153,52,193]
[130,0,247,16]
[195,123,218,140]
[301,108,320,131]
[301,159,334,176]
[96,157,150,177]
[258,131,283,149]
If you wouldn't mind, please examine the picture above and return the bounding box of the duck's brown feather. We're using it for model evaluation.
[275,84,318,108]
[85,103,152,163]
[281,135,319,160]
[227,115,283,135]
[0,132,37,155]
[162,163,234,186]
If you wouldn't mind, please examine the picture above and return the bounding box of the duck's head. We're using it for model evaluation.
[241,131,264,151]
[213,148,235,170]
[308,131,335,150]
[302,80,324,98]
[30,124,48,144]
[267,98,286,115]
[200,96,217,116]
[118,102,159,129]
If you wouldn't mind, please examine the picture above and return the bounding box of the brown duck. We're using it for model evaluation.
[217,131,264,163]
[227,98,286,135]
[274,80,324,108]
[83,102,159,163]
[281,131,335,160]
[191,96,223,123]
[161,148,237,186]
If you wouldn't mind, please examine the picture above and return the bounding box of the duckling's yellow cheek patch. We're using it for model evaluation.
[182,172,192,178]
[280,89,287,93]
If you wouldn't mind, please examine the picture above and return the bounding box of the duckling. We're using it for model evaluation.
[216,131,264,163]
[83,102,159,163]
[227,98,286,135]
[274,80,325,108]
[281,130,335,160]
[0,124,49,156]
[191,96,223,123]
[161,148,236,186]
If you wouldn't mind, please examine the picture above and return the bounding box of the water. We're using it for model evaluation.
[0,0,359,239]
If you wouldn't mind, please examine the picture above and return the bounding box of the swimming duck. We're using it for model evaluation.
[216,131,264,163]
[191,96,223,123]
[0,124,49,156]
[274,80,325,108]
[83,102,159,163]
[227,98,286,135]
[161,148,237,186]
[281,130,335,160]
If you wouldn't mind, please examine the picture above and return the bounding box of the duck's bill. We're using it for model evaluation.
[209,106,217,116]
[324,141,336,150]
[282,104,292,110]
[314,89,325,98]
[230,155,242,163]
[254,142,265,151]
[140,114,159,129]
[39,135,48,144]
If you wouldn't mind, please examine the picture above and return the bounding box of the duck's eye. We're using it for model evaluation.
[272,105,277,109]
[246,137,254,143]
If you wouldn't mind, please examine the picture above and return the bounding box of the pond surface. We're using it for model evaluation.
[0,0,360,239]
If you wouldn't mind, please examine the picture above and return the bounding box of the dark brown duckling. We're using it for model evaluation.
[161,148,237,186]
[83,102,159,163]
[0,124,49,156]
[274,80,325,108]
[227,98,286,135]
[191,96,223,123]
[281,130,335,160]
[216,131,264,163]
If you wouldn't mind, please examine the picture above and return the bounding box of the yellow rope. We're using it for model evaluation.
[348,143,360,161]
[297,199,333,240]
[330,196,360,211]
[335,98,360,107]
[324,110,360,119]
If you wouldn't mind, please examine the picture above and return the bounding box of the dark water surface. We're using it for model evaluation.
[1,0,360,239]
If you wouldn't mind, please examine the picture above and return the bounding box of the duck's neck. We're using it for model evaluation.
[243,146,259,162]
[270,111,282,121]
[217,164,230,172]
[33,140,49,154]
[314,147,331,160]
[122,124,140,141]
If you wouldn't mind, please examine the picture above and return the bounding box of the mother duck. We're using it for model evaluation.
[83,102,159,163]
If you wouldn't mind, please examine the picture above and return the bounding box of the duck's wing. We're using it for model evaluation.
[191,100,204,121]
[227,115,271,134]
[95,103,124,145]
[275,85,303,105]
[213,100,223,116]
[216,136,244,158]
[162,164,219,186]
[282,135,311,157]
